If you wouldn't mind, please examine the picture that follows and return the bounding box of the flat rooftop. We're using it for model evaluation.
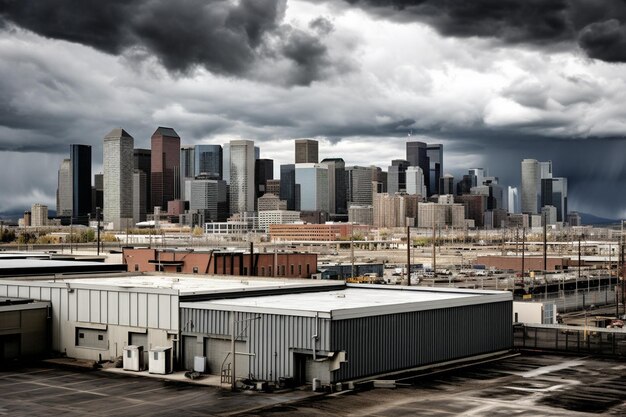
[0,258,126,276]
[183,285,511,319]
[47,275,343,298]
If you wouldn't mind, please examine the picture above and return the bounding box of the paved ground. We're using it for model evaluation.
[0,366,317,416]
[2,354,625,416]
[242,353,626,416]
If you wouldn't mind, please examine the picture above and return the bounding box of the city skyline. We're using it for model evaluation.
[0,1,625,218]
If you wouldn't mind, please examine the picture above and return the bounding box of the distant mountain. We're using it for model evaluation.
[578,212,619,226]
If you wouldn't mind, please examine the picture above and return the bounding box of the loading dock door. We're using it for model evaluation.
[0,334,20,360]
[204,338,249,378]
[129,332,149,367]
[182,335,197,371]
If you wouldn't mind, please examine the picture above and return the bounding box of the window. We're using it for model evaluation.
[126,350,132,358]
[154,352,159,360]
[193,266,199,274]
[261,267,265,276]
[176,266,182,273]
[306,264,310,276]
[298,265,302,275]
[281,265,285,275]
[268,266,272,276]
[290,264,294,275]
[98,335,104,341]
[134,264,139,272]
[79,333,85,339]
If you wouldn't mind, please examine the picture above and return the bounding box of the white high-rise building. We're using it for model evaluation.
[406,166,427,197]
[229,140,255,215]
[507,186,520,214]
[56,158,72,217]
[31,204,48,227]
[295,163,329,212]
[103,128,134,229]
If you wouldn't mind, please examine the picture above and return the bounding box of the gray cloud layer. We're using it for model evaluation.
[343,0,626,62]
[0,0,333,86]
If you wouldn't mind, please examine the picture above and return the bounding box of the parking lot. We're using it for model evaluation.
[0,366,315,416]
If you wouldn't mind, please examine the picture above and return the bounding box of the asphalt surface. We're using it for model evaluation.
[242,353,626,417]
[1,354,625,416]
[0,366,315,416]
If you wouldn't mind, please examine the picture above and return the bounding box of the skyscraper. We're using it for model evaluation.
[103,128,134,230]
[70,144,92,222]
[406,166,427,197]
[222,143,230,185]
[406,141,430,194]
[387,159,409,194]
[133,149,151,215]
[320,158,347,216]
[426,144,443,196]
[279,164,297,210]
[346,166,375,206]
[229,140,256,214]
[194,144,222,178]
[521,159,552,214]
[295,139,319,163]
[255,159,274,207]
[180,146,195,201]
[541,177,568,222]
[189,177,229,222]
[507,186,520,214]
[132,170,147,224]
[151,127,181,211]
[56,159,72,217]
[295,163,329,212]
[439,173,454,195]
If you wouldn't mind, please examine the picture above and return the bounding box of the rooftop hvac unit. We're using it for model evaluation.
[149,346,173,375]
[194,356,207,373]
[123,345,144,371]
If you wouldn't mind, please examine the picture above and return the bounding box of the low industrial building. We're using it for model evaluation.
[123,248,318,278]
[316,262,384,280]
[1,297,51,362]
[0,257,513,387]
[475,255,570,272]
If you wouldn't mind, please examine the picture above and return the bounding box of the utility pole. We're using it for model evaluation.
[521,226,525,280]
[578,233,582,293]
[96,207,101,256]
[432,224,436,276]
[350,223,355,279]
[543,213,547,298]
[406,226,411,286]
[230,311,237,392]
[621,221,625,316]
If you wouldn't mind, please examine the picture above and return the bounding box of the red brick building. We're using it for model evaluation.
[474,255,570,272]
[123,248,317,278]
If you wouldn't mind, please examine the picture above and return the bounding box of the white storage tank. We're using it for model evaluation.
[123,345,144,371]
[149,346,173,375]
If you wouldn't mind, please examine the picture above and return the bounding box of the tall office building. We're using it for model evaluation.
[468,168,485,187]
[31,204,48,227]
[103,128,134,229]
[507,186,520,214]
[521,159,552,214]
[406,141,430,194]
[133,149,151,215]
[229,140,256,214]
[222,143,230,185]
[132,170,147,224]
[56,159,72,217]
[320,158,347,215]
[151,127,181,211]
[426,144,443,196]
[541,177,568,222]
[279,164,297,210]
[189,177,229,222]
[295,163,329,212]
[346,166,375,206]
[255,159,274,205]
[387,159,409,194]
[295,139,319,163]
[70,144,92,222]
[406,166,427,197]
[439,174,454,196]
[180,146,195,201]
[194,144,222,178]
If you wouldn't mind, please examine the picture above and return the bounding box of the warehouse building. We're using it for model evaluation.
[0,257,512,387]
[180,285,512,384]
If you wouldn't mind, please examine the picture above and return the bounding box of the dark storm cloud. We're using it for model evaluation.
[341,0,626,62]
[0,0,333,85]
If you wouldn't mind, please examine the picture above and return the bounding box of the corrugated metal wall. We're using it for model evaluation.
[0,282,179,351]
[329,301,512,382]
[180,308,331,381]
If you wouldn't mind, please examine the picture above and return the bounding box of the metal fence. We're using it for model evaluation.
[514,285,616,313]
[514,324,626,357]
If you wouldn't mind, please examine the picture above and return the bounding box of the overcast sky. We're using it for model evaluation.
[1,0,625,218]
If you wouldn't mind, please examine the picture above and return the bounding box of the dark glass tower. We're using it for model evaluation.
[406,141,430,195]
[195,144,222,179]
[387,159,409,194]
[255,159,274,207]
[426,144,443,196]
[279,164,297,210]
[70,144,92,223]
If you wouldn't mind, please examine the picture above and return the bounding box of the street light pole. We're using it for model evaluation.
[406,226,411,286]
